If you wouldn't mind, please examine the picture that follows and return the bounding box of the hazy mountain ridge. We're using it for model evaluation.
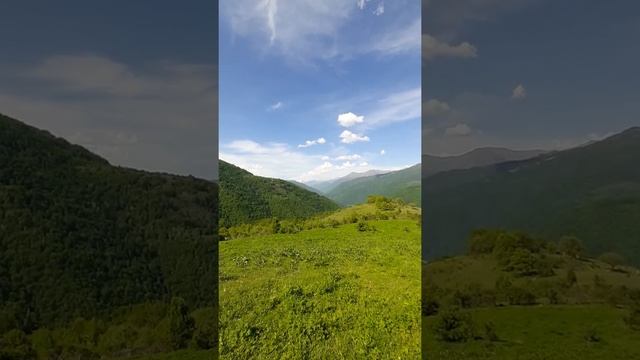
[423,127,640,264]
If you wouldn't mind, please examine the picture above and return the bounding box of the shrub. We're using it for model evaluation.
[422,299,440,317]
[168,297,195,350]
[357,221,375,232]
[434,308,474,342]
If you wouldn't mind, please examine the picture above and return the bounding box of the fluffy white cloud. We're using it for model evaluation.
[337,112,364,127]
[298,137,327,148]
[512,84,527,99]
[340,130,370,143]
[424,99,451,117]
[445,123,473,137]
[380,149,386,155]
[423,34,477,60]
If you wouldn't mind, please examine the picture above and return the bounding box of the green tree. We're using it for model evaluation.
[559,236,583,259]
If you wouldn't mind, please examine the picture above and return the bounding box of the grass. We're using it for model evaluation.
[423,305,640,360]
[219,204,421,359]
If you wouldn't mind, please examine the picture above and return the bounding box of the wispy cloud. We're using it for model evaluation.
[268,101,283,110]
[511,84,527,99]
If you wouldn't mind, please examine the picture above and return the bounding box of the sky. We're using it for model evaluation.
[219,0,421,183]
[423,0,640,156]
[0,1,218,179]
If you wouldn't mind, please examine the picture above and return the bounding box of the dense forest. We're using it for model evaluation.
[219,160,339,227]
[423,127,640,264]
[0,113,218,358]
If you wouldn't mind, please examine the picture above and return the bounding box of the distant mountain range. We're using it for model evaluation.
[423,127,640,265]
[302,148,547,207]
[219,161,339,227]
[422,147,547,178]
[0,113,218,328]
[325,165,421,206]
[306,169,389,193]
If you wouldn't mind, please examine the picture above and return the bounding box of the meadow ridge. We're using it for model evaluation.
[219,200,421,359]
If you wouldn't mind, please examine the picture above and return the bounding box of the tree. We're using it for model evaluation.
[559,236,583,259]
[168,297,195,350]
[599,252,626,271]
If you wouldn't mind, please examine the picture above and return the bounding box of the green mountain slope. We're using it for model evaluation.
[326,164,421,206]
[307,169,390,194]
[219,160,339,227]
[0,113,218,330]
[423,127,640,263]
[422,229,640,359]
[220,201,421,358]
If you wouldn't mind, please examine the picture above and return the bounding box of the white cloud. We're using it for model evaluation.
[298,137,327,148]
[337,112,364,127]
[321,155,331,161]
[424,99,451,117]
[365,87,421,127]
[445,123,473,137]
[373,2,384,16]
[359,161,369,166]
[367,19,420,55]
[335,154,362,161]
[222,0,419,63]
[423,34,477,60]
[512,84,527,99]
[380,149,386,155]
[269,101,283,110]
[340,130,370,143]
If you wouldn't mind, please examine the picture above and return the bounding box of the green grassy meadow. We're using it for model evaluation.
[423,305,640,360]
[423,230,640,359]
[219,203,421,359]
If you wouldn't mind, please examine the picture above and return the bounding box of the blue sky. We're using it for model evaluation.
[423,0,640,156]
[219,0,421,182]
[0,1,218,179]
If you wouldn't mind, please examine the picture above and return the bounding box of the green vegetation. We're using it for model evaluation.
[423,228,640,359]
[0,114,218,358]
[219,199,421,359]
[326,164,420,206]
[219,160,339,227]
[424,128,640,263]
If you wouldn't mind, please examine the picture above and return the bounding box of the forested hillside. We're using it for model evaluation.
[423,127,640,263]
[219,160,339,227]
[0,113,218,358]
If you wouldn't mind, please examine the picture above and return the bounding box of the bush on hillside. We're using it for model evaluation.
[434,308,474,342]
[599,252,626,271]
